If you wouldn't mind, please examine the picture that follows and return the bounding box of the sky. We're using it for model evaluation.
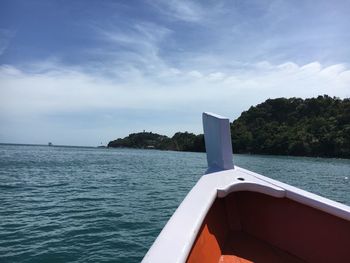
[0,0,350,146]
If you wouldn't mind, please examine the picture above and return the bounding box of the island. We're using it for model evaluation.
[108,95,350,158]
[108,132,205,152]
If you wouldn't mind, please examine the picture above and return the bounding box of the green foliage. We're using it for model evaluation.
[108,131,205,152]
[108,96,349,158]
[231,95,350,158]
[108,132,167,149]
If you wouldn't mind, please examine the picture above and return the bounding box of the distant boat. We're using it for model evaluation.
[48,142,53,146]
[142,112,350,263]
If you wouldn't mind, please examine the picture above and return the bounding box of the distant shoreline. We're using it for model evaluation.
[0,143,96,149]
[2,143,350,160]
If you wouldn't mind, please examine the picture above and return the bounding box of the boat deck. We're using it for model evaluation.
[219,231,305,263]
[186,191,350,263]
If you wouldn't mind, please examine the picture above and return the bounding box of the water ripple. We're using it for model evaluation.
[0,145,349,262]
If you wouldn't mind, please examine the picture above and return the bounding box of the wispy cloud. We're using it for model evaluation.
[1,0,350,145]
[0,29,15,56]
[90,22,173,79]
[147,0,205,22]
[1,58,349,145]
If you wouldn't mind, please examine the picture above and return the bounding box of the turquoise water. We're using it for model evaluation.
[0,145,349,262]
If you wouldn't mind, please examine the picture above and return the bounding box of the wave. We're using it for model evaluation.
[0,184,22,189]
[33,182,69,188]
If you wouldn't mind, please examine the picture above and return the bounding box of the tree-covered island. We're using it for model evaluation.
[108,95,350,158]
[108,132,205,152]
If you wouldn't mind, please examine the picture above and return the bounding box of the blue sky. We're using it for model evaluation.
[1,0,350,146]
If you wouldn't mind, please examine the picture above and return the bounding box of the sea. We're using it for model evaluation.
[0,144,349,263]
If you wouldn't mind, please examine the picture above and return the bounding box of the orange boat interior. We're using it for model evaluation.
[186,191,350,263]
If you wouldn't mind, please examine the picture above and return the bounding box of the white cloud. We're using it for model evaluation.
[300,62,322,73]
[2,1,350,145]
[188,70,203,78]
[148,0,204,22]
[207,72,226,81]
[1,59,349,145]
[1,60,349,119]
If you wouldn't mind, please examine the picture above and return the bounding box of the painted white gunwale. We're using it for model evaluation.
[142,167,350,263]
